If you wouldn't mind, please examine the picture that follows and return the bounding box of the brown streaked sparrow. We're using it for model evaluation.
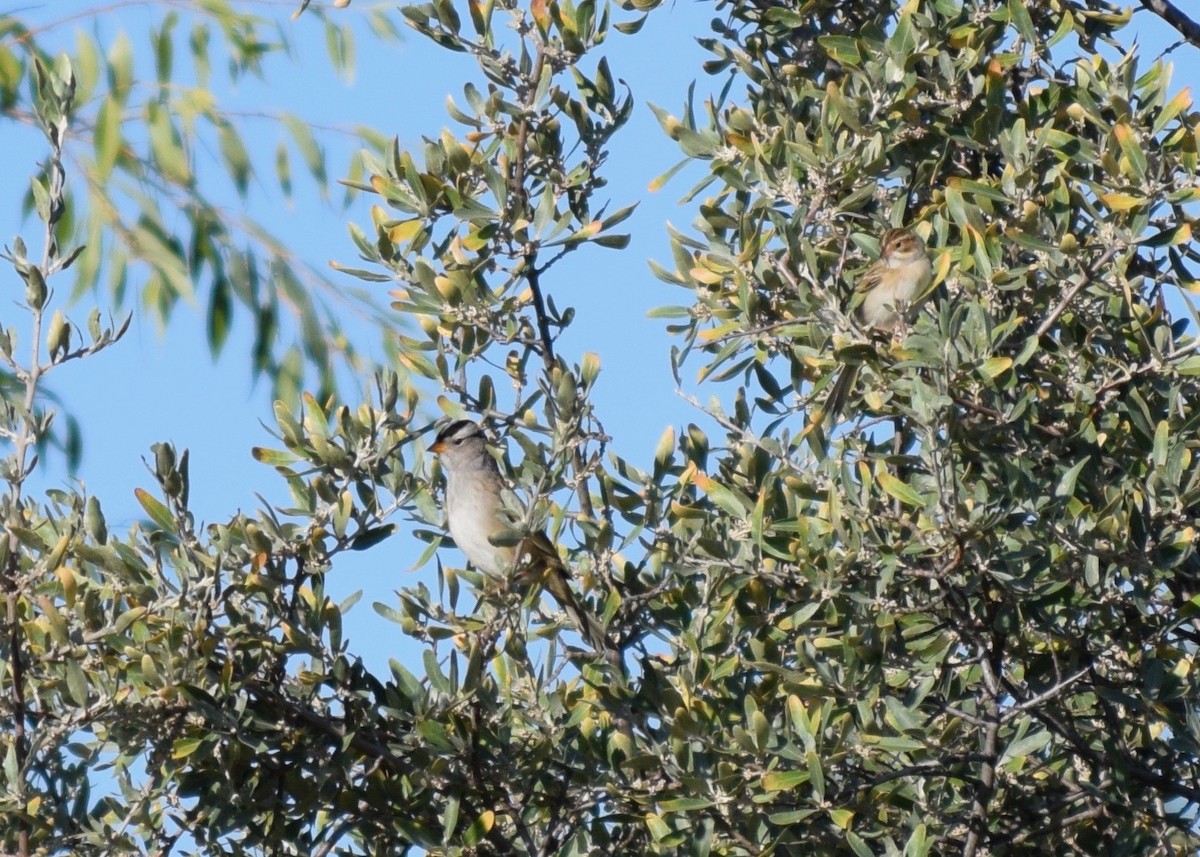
[825,228,933,421]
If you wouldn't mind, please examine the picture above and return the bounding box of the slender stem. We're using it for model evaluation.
[509,44,595,520]
[962,627,1005,857]
[3,591,27,857]
[513,46,555,375]
[1035,245,1120,338]
[2,78,70,855]
[509,41,550,367]
[951,394,1065,439]
[1001,665,1090,721]
[1006,804,1106,847]
[2,294,42,856]
[3,181,49,857]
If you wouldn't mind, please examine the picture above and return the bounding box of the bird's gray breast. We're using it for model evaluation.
[444,469,512,576]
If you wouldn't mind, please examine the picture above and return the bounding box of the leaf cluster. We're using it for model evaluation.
[645,0,1200,851]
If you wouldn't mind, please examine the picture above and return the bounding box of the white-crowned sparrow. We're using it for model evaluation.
[825,227,933,421]
[431,419,615,662]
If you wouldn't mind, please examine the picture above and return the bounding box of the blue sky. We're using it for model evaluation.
[2,2,1192,678]
[3,0,722,675]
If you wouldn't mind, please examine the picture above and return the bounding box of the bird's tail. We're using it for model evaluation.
[824,362,860,426]
[517,534,621,667]
[801,363,859,453]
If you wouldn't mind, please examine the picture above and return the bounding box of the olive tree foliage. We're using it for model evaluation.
[0,49,417,853]
[648,0,1200,853]
[1,0,677,854]
[0,4,400,434]
[7,1,1200,856]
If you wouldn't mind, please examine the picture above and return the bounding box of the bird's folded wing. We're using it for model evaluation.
[515,532,618,664]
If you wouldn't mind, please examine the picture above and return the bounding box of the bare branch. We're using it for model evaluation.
[1035,245,1121,338]
[963,628,1005,857]
[1138,0,1200,50]
[1001,666,1092,722]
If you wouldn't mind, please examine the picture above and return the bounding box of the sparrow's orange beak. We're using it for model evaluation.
[430,440,447,454]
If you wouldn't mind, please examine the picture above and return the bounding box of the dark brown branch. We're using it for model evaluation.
[1001,665,1091,722]
[1006,804,1106,848]
[951,394,1065,439]
[3,585,29,857]
[526,265,558,372]
[260,685,522,855]
[1015,681,1200,806]
[849,756,991,795]
[1138,0,1200,50]
[963,625,1006,857]
[468,693,538,854]
[962,712,1000,857]
[508,45,595,520]
[510,47,551,373]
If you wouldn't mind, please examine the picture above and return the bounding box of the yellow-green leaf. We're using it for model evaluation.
[978,356,1013,380]
[134,487,175,531]
[645,812,671,841]
[1153,86,1192,134]
[762,770,809,792]
[1113,123,1147,181]
[877,471,924,508]
[462,810,494,846]
[829,808,855,830]
[1098,193,1146,212]
[171,737,205,759]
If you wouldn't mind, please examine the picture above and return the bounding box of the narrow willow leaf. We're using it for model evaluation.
[978,356,1013,380]
[761,770,808,792]
[1113,123,1148,181]
[1099,192,1146,212]
[1054,456,1090,498]
[877,472,924,508]
[134,488,176,532]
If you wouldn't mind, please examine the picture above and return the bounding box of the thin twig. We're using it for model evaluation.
[508,45,595,520]
[1001,665,1091,721]
[1035,245,1121,338]
[951,394,1065,439]
[709,315,816,345]
[1010,678,1200,805]
[1,87,68,857]
[1006,804,1106,847]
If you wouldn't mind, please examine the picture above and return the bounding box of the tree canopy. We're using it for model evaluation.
[4,0,1200,854]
